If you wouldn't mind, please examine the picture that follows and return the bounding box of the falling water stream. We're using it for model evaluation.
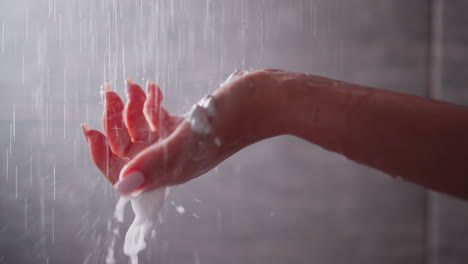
[0,1,392,263]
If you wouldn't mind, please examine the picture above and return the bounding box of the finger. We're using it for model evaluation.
[158,108,181,139]
[102,83,131,157]
[124,80,150,143]
[81,123,123,184]
[163,112,185,136]
[142,80,182,140]
[114,122,196,196]
[143,80,165,133]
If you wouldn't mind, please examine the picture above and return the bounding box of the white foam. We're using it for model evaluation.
[187,72,249,136]
[114,196,130,222]
[198,95,216,117]
[189,105,213,134]
[114,187,167,264]
[186,95,217,135]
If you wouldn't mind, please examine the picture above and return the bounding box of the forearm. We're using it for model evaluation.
[276,71,468,200]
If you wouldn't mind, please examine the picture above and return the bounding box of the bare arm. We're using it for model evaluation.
[84,70,468,201]
[269,70,468,200]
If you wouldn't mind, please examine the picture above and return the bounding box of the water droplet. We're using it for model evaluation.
[175,205,185,214]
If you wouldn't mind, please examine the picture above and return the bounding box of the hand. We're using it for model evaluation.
[83,70,286,196]
[81,80,183,195]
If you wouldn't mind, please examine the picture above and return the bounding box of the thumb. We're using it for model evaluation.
[114,121,196,196]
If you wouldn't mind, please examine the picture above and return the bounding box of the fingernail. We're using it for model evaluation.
[126,79,134,91]
[103,83,111,92]
[125,80,131,99]
[81,123,89,143]
[146,80,153,94]
[114,171,145,196]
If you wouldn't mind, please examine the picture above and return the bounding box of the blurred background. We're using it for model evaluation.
[0,0,467,263]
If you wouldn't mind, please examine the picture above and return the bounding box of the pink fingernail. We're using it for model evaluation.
[103,83,111,92]
[126,79,134,92]
[114,171,145,195]
[146,80,153,94]
[81,123,89,143]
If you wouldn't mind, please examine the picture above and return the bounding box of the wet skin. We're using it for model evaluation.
[82,80,182,190]
[81,71,279,195]
[83,70,468,200]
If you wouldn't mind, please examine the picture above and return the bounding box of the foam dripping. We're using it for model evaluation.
[113,187,167,264]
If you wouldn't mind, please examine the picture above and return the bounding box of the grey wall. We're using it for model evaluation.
[429,1,468,263]
[0,0,466,263]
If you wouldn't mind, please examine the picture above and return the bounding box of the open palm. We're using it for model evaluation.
[82,80,182,189]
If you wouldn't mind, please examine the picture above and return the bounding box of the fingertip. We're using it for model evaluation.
[124,79,149,142]
[81,122,89,142]
[116,165,155,195]
[103,83,111,92]
[114,170,146,196]
[145,80,163,103]
[104,89,125,112]
[81,122,89,130]
[126,80,146,100]
[146,80,155,95]
[125,78,136,95]
[102,84,123,107]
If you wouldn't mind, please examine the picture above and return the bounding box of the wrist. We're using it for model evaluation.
[207,70,284,148]
[277,72,353,150]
